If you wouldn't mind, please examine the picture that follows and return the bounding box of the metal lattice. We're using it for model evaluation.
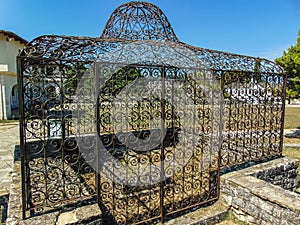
[17,1,286,224]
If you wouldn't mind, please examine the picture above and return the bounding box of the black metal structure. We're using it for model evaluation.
[17,1,286,224]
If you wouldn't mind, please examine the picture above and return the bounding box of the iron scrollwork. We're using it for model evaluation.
[18,1,286,224]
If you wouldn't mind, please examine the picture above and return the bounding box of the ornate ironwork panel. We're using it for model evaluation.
[17,1,286,224]
[89,63,221,224]
[101,1,179,42]
[220,69,285,168]
[18,59,96,216]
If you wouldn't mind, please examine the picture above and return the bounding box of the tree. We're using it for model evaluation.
[275,30,300,104]
[64,62,88,97]
[100,66,141,97]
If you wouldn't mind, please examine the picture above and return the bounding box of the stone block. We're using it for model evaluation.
[232,207,247,223]
[220,194,232,206]
[271,205,282,218]
[246,215,256,224]
[257,199,274,213]
[232,197,245,208]
[259,219,273,225]
[56,204,101,225]
[57,211,77,225]
[220,185,234,196]
[249,195,260,206]
[75,204,101,222]
[288,169,297,178]
[244,201,260,218]
[279,219,298,225]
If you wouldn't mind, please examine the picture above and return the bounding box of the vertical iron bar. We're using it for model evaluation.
[262,73,267,157]
[249,72,253,160]
[242,75,246,162]
[125,65,129,222]
[218,70,224,198]
[160,66,166,223]
[228,73,233,166]
[209,70,214,193]
[279,72,287,156]
[42,66,48,211]
[172,69,175,208]
[191,69,196,201]
[60,64,66,200]
[95,63,102,210]
[17,57,27,219]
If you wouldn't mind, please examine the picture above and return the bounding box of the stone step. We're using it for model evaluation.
[161,200,229,225]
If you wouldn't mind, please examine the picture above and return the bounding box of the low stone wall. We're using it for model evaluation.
[254,158,298,191]
[221,157,300,225]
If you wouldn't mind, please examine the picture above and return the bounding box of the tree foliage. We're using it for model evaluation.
[64,62,88,97]
[100,66,141,97]
[64,63,141,101]
[275,30,300,103]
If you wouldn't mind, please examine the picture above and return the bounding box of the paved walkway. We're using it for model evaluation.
[0,123,19,196]
[284,129,300,148]
[284,129,300,137]
[285,104,300,108]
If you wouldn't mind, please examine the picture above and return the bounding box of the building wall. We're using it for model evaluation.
[0,33,25,119]
[0,75,18,119]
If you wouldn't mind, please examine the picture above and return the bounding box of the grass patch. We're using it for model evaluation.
[0,119,18,124]
[283,147,300,162]
[284,137,300,144]
[216,212,248,225]
[284,107,300,129]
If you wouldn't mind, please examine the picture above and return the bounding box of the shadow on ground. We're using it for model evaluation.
[285,129,300,138]
[0,195,8,224]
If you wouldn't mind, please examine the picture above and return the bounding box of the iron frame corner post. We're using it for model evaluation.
[17,56,27,219]
[279,72,287,157]
[218,70,225,198]
[160,66,166,224]
[94,63,102,215]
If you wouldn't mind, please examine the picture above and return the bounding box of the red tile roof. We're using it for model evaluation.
[0,30,28,45]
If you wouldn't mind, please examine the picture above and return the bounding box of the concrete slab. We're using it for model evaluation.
[0,124,19,196]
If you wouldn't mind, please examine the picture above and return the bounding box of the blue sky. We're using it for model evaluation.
[1,0,300,60]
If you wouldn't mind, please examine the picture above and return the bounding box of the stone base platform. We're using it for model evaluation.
[6,161,230,225]
[221,157,300,225]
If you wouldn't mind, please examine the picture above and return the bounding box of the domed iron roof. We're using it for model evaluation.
[19,1,283,74]
[100,1,178,42]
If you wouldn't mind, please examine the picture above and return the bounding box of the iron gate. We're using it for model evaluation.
[90,63,221,224]
[17,1,286,224]
[18,59,221,223]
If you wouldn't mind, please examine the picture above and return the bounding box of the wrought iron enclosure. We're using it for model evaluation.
[17,1,286,224]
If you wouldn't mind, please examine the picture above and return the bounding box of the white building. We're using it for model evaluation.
[230,78,281,104]
[0,30,27,119]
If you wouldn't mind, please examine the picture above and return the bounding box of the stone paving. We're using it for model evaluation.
[0,123,19,196]
[284,129,300,148]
